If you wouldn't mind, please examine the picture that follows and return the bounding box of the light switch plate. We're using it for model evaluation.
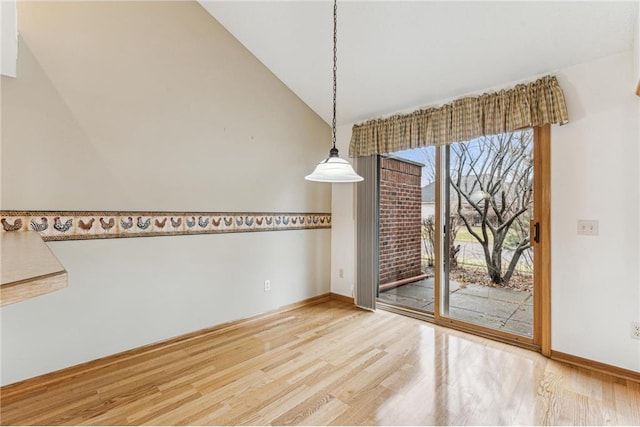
[577,220,598,236]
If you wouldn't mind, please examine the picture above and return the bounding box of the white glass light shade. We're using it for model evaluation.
[305,156,363,183]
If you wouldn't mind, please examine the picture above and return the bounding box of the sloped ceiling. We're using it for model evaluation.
[200,1,638,126]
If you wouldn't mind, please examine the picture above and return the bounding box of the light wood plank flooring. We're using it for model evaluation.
[1,300,639,425]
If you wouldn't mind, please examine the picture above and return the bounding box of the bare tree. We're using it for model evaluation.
[421,216,435,268]
[449,130,533,285]
[422,215,460,271]
[414,146,436,186]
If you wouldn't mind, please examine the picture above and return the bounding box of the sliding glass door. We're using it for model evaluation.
[438,130,535,339]
[375,127,549,347]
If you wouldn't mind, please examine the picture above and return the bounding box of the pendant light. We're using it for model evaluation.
[305,0,363,183]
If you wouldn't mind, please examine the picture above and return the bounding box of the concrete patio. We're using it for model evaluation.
[378,277,533,337]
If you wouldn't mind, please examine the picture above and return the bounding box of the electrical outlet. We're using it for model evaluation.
[632,322,640,340]
[339,268,344,278]
[264,280,271,292]
[577,220,599,236]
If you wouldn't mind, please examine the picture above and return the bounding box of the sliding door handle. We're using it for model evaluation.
[531,221,540,244]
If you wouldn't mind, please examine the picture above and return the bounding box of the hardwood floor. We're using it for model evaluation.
[1,300,639,425]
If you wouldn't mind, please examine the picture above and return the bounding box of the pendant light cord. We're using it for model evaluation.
[305,0,362,181]
[331,0,338,153]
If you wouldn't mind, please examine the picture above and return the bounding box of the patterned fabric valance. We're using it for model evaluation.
[349,75,569,157]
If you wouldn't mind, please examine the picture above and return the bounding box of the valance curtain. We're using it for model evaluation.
[349,75,569,157]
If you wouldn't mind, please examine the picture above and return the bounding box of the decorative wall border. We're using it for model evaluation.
[0,211,331,241]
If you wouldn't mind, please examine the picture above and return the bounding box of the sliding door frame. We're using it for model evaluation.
[536,124,551,356]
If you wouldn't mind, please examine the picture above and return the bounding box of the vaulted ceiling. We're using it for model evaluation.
[200,1,638,126]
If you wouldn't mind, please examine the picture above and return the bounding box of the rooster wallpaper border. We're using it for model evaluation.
[0,211,331,241]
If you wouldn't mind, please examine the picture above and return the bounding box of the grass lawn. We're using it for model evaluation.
[457,258,533,273]
[454,225,525,246]
[455,226,492,243]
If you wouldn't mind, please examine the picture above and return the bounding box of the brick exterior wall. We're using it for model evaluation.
[379,156,423,286]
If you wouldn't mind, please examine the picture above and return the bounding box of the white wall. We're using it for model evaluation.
[331,50,640,372]
[0,0,17,78]
[636,6,640,336]
[329,124,358,299]
[552,51,639,372]
[635,5,639,81]
[0,1,331,385]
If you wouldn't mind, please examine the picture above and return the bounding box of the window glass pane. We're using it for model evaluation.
[377,147,436,313]
[443,130,534,337]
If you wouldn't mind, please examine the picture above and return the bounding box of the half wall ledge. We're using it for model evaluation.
[1,231,68,306]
